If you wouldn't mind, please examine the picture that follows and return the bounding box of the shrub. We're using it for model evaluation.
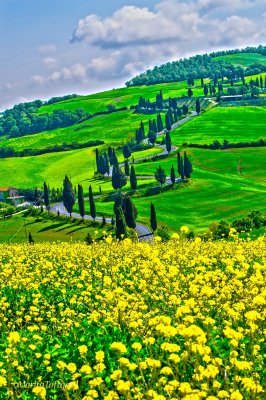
[156,225,171,241]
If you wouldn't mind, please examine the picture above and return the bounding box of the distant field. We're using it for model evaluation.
[94,147,266,232]
[0,214,105,243]
[39,80,205,115]
[0,110,152,152]
[215,53,266,67]
[174,106,266,145]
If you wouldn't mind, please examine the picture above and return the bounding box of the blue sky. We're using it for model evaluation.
[0,0,265,110]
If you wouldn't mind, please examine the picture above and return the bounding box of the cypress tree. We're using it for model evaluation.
[114,190,123,214]
[124,196,136,229]
[130,166,137,191]
[112,165,127,190]
[177,152,184,180]
[182,104,188,115]
[165,131,172,154]
[170,110,174,125]
[135,128,141,144]
[115,206,127,240]
[43,182,50,211]
[157,113,163,131]
[170,165,176,185]
[204,84,208,96]
[112,149,119,168]
[140,121,145,140]
[98,154,107,175]
[148,130,156,145]
[188,88,193,98]
[260,76,263,89]
[34,187,39,206]
[184,152,193,178]
[108,146,113,161]
[156,92,163,109]
[95,148,100,172]
[88,185,96,220]
[62,175,76,217]
[104,153,109,176]
[123,144,131,159]
[78,184,85,220]
[165,111,172,131]
[124,159,129,176]
[152,119,157,133]
[111,216,115,228]
[201,77,204,87]
[155,165,166,188]
[101,215,106,227]
[196,99,201,114]
[150,202,157,232]
[29,232,34,244]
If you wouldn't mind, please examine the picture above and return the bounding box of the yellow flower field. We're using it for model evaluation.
[0,235,265,399]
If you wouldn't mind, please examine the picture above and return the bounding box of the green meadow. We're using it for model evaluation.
[214,52,266,67]
[92,147,266,232]
[174,106,266,145]
[39,80,205,115]
[0,110,153,152]
[0,214,106,243]
[0,145,157,193]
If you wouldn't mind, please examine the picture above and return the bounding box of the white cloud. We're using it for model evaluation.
[48,63,87,83]
[71,5,187,48]
[43,57,58,69]
[70,0,266,81]
[31,75,45,85]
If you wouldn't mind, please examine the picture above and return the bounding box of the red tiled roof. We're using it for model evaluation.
[0,187,10,191]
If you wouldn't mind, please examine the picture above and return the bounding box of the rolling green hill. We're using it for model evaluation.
[92,146,266,232]
[0,213,106,243]
[38,80,205,115]
[175,106,266,145]
[214,53,266,67]
[0,110,152,152]
[1,50,266,235]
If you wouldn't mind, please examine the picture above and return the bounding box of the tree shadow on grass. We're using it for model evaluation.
[25,220,41,226]
[38,222,67,233]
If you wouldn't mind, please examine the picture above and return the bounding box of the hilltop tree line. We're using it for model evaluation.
[0,104,89,139]
[135,90,193,116]
[126,46,266,87]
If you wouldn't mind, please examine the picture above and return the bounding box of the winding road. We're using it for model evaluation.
[50,111,198,242]
[50,202,153,242]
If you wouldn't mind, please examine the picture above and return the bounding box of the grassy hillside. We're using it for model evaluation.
[0,145,158,191]
[214,52,266,66]
[0,110,153,152]
[175,106,266,145]
[1,60,266,234]
[39,80,205,115]
[0,213,106,243]
[93,147,266,232]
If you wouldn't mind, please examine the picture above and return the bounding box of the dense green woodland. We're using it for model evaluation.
[126,46,266,86]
